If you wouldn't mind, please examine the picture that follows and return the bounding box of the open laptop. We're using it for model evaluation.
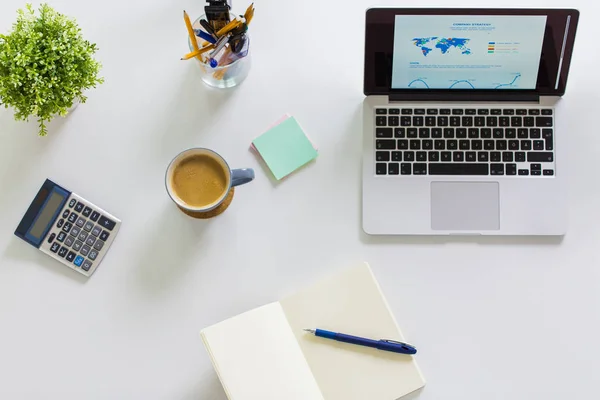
[362,8,579,235]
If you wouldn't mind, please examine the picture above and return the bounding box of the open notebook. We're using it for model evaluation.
[201,263,425,400]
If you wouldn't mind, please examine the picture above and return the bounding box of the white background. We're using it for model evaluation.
[0,0,599,399]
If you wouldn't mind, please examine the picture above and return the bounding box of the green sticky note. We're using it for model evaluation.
[252,117,318,180]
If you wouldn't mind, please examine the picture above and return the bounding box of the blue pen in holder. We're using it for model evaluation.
[189,14,252,89]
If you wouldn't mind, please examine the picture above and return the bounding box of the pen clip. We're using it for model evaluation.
[381,339,411,346]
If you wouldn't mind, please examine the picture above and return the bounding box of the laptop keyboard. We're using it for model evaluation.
[374,107,555,176]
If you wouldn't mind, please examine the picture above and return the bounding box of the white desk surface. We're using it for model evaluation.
[1,0,599,398]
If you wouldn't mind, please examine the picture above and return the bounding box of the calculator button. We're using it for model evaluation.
[62,223,72,233]
[84,221,94,232]
[66,251,76,262]
[68,199,77,208]
[91,226,102,237]
[82,260,93,271]
[82,207,92,217]
[50,242,60,253]
[85,236,96,247]
[58,247,68,258]
[56,219,64,229]
[73,240,83,252]
[68,213,78,223]
[76,217,86,228]
[90,211,100,222]
[62,210,70,219]
[74,255,84,267]
[57,232,67,243]
[78,231,89,242]
[70,226,80,237]
[64,236,75,247]
[75,202,84,212]
[81,245,91,256]
[93,240,104,251]
[47,233,56,244]
[88,250,99,261]
[98,216,116,231]
[99,230,110,242]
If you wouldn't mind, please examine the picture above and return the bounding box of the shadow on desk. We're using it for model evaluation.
[184,371,228,400]
[132,203,210,296]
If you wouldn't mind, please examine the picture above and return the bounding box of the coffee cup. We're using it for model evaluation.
[165,148,254,217]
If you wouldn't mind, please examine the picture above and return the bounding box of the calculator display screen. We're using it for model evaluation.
[30,192,65,239]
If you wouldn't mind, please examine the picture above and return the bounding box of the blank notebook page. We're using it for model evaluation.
[201,303,324,400]
[280,263,426,400]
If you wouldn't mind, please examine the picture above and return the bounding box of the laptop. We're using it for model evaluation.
[362,8,579,235]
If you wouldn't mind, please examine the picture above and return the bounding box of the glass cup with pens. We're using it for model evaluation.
[185,12,252,89]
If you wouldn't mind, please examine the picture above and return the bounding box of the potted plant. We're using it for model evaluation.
[0,3,104,136]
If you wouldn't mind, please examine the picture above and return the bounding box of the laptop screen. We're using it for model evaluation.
[364,8,579,96]
[391,15,547,90]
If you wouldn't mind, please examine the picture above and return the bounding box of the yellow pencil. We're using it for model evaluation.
[181,44,215,60]
[216,17,244,37]
[244,4,255,25]
[183,10,201,60]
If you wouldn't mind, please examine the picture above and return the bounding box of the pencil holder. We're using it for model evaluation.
[189,14,251,89]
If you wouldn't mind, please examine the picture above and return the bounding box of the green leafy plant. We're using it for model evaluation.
[0,3,104,136]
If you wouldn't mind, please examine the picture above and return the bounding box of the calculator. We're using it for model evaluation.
[15,179,121,277]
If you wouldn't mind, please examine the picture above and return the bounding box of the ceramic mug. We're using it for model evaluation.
[165,148,254,217]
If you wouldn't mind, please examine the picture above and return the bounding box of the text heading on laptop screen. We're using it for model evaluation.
[391,15,547,90]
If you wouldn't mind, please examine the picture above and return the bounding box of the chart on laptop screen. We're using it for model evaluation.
[391,15,547,90]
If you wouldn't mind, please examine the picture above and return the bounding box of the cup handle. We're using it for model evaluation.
[231,168,255,187]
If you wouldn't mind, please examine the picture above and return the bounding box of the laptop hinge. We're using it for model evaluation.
[389,91,540,103]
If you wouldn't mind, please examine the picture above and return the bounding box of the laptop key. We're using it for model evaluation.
[410,140,420,150]
[404,151,415,161]
[376,128,393,138]
[529,109,540,115]
[521,140,532,150]
[505,128,516,138]
[543,129,553,150]
[527,152,554,162]
[401,109,412,115]
[536,117,553,127]
[376,116,386,126]
[434,140,445,150]
[486,116,498,127]
[491,109,502,115]
[481,128,492,138]
[392,151,402,162]
[376,139,395,150]
[499,117,510,127]
[519,169,529,175]
[466,152,476,162]
[503,109,515,115]
[413,163,427,175]
[477,109,489,115]
[401,116,412,126]
[524,117,535,127]
[414,109,426,115]
[472,140,483,150]
[425,116,436,126]
[419,128,430,138]
[533,140,544,150]
[401,163,412,175]
[484,140,495,150]
[506,164,517,175]
[441,151,452,161]
[491,164,505,175]
[517,128,528,139]
[417,151,427,162]
[443,128,455,138]
[496,140,507,150]
[474,117,485,127]
[491,152,501,162]
[440,109,451,115]
[394,128,405,138]
[452,109,463,115]
[511,117,522,127]
[456,128,467,138]
[429,163,489,175]
[453,151,464,162]
[429,151,440,162]
[422,140,433,150]
[542,109,553,115]
[376,163,387,175]
[468,128,479,138]
[493,128,503,139]
[478,151,489,162]
[427,109,438,115]
[447,140,458,150]
[502,152,514,162]
[459,140,470,150]
[543,169,554,175]
[398,140,409,150]
[432,128,442,138]
[437,117,448,127]
[516,109,527,115]
[389,108,400,115]
[531,170,542,176]
[515,152,526,162]
[413,116,424,126]
[376,109,387,115]
[407,128,418,138]
[450,116,461,126]
[376,151,390,162]
[509,140,519,150]
[465,109,476,115]
[462,117,473,127]
[530,128,541,138]
[388,163,400,175]
[531,163,542,171]
[388,116,399,126]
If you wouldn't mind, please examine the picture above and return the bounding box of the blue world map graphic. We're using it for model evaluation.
[412,37,472,56]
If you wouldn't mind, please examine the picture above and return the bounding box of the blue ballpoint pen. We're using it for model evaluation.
[303,328,417,355]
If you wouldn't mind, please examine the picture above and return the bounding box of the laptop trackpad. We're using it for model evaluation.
[431,182,500,231]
